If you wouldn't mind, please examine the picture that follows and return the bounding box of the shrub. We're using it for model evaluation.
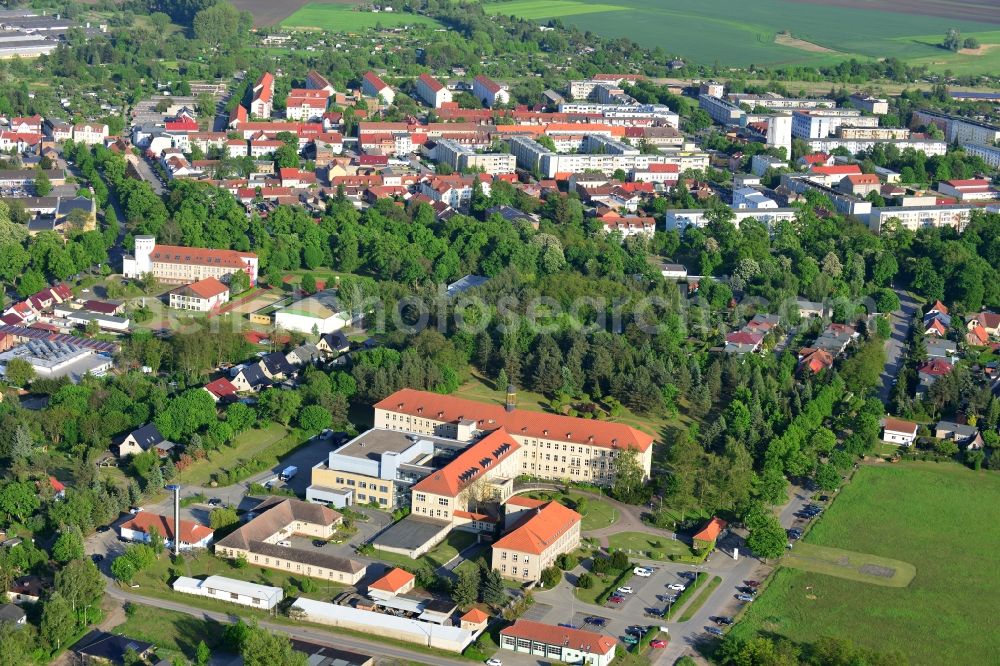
[556,553,578,570]
[577,573,594,589]
[540,566,562,588]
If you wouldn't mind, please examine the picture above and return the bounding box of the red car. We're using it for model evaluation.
[650,640,668,649]
[745,580,760,588]
[609,595,624,604]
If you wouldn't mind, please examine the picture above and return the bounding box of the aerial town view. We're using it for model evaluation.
[0,0,999,664]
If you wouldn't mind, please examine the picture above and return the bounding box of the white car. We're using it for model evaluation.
[667,583,686,591]
[486,659,502,666]
[617,586,634,595]
[634,567,653,577]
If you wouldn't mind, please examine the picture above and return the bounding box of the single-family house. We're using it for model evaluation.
[724,331,764,354]
[119,512,214,550]
[926,339,957,362]
[367,567,416,600]
[286,342,321,366]
[0,603,26,627]
[934,420,978,445]
[317,331,350,356]
[116,423,175,458]
[798,347,834,374]
[231,363,271,392]
[881,417,918,446]
[72,630,155,665]
[968,312,1000,338]
[918,358,953,386]
[6,575,44,605]
[203,377,239,403]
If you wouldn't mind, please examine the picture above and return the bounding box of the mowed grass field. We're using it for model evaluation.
[483,0,1000,72]
[729,463,1000,665]
[282,3,441,30]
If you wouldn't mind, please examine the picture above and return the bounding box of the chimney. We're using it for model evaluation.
[505,384,517,412]
[166,484,180,556]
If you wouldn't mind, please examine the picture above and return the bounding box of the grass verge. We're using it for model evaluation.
[663,572,709,620]
[678,575,722,622]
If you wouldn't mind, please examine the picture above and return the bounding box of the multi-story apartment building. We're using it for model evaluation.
[373,388,655,485]
[728,93,835,110]
[732,187,778,209]
[492,499,581,583]
[791,110,876,139]
[507,135,700,178]
[849,94,889,115]
[122,235,259,285]
[961,142,1000,168]
[665,207,798,232]
[362,71,395,105]
[285,89,329,121]
[473,75,510,108]
[250,72,274,119]
[557,103,679,127]
[699,95,744,125]
[805,137,947,156]
[416,73,452,108]
[835,126,910,140]
[912,109,1000,145]
[868,204,972,233]
[72,123,109,145]
[433,138,516,175]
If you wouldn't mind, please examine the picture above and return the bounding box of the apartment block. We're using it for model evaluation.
[416,73,452,108]
[434,138,516,175]
[868,204,972,233]
[912,109,1000,145]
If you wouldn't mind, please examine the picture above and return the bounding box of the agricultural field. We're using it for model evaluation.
[231,0,357,26]
[729,463,1000,665]
[281,3,442,30]
[482,0,1000,72]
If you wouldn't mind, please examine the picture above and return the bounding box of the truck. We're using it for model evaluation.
[279,466,298,481]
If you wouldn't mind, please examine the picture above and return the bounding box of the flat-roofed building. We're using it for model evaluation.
[868,204,973,234]
[434,138,515,175]
[172,575,283,610]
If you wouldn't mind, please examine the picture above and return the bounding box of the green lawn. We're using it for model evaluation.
[371,530,479,570]
[730,463,1000,664]
[480,0,1000,72]
[178,423,293,486]
[113,605,230,663]
[607,531,693,561]
[282,4,441,30]
[783,542,916,588]
[525,491,618,531]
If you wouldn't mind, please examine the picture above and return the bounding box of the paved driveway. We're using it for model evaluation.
[879,288,918,403]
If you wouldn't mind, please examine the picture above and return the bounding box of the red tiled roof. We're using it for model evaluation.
[493,500,580,555]
[363,71,390,91]
[204,377,238,398]
[929,300,949,315]
[918,358,953,376]
[376,388,655,452]
[150,244,255,270]
[943,178,990,187]
[883,417,917,435]
[692,516,727,542]
[418,73,445,92]
[474,75,502,94]
[461,608,489,624]
[48,476,65,493]
[369,567,414,593]
[506,496,547,509]
[846,174,879,185]
[968,324,989,345]
[501,620,616,656]
[726,331,764,345]
[801,152,830,164]
[412,429,521,497]
[120,512,213,545]
[974,312,1000,328]
[182,277,229,299]
[254,72,275,103]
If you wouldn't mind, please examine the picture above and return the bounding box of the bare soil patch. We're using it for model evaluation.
[775,32,838,53]
[793,0,1000,24]
[232,0,359,26]
[959,44,999,56]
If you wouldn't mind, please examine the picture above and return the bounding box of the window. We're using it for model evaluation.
[230,592,239,600]
[523,556,529,563]
[415,493,426,502]
[359,481,367,489]
[438,498,449,506]
[379,497,387,505]
[346,479,355,486]
[380,485,389,493]
[512,553,518,562]
[501,564,507,573]
[522,568,529,577]
[501,551,507,560]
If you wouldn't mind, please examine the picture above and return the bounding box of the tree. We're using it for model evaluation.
[746,512,787,562]
[53,527,85,563]
[943,27,961,51]
[196,640,212,666]
[55,559,103,620]
[241,624,307,666]
[540,566,562,588]
[4,358,35,387]
[452,565,480,608]
[35,169,52,196]
[41,591,75,650]
[298,404,332,433]
[611,447,645,504]
[210,506,239,529]
[815,463,840,491]
[480,568,506,607]
[229,269,250,295]
[111,555,137,583]
[577,572,594,589]
[148,525,165,554]
[0,480,40,522]
[300,273,317,294]
[963,37,980,49]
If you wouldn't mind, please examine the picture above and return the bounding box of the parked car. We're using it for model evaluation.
[91,554,104,563]
[626,626,645,636]
[713,616,734,625]
[706,626,724,637]
[129,507,143,515]
[485,659,502,666]
[649,640,668,649]
[617,586,634,595]
[96,526,110,533]
[609,595,625,604]
[744,580,760,588]
[586,617,607,626]
[621,635,639,646]
[667,583,685,591]
[736,594,755,602]
[634,567,653,577]
[207,498,222,506]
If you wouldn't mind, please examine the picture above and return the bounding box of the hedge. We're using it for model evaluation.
[663,572,710,620]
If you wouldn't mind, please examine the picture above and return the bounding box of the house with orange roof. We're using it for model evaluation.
[367,567,415,600]
[492,500,581,583]
[691,516,727,552]
[459,608,489,632]
[968,312,1000,338]
[119,512,214,550]
[798,347,834,375]
[168,277,230,312]
[250,72,275,119]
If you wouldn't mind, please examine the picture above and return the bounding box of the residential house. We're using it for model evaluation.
[967,323,989,346]
[119,512,214,550]
[362,72,394,105]
[317,331,350,357]
[415,73,452,108]
[926,339,957,362]
[724,331,764,354]
[286,342,321,366]
[231,363,271,392]
[261,351,296,381]
[251,72,275,119]
[72,630,155,665]
[934,421,978,446]
[7,576,43,604]
[968,312,1000,338]
[203,377,239,403]
[492,500,581,583]
[500,620,616,666]
[798,347,834,374]
[0,603,26,627]
[917,358,953,387]
[840,173,881,197]
[660,263,688,280]
[168,277,230,312]
[285,88,330,121]
[881,417,918,446]
[116,423,175,458]
[812,323,858,356]
[72,122,109,146]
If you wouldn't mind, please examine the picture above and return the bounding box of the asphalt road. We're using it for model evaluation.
[878,287,919,403]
